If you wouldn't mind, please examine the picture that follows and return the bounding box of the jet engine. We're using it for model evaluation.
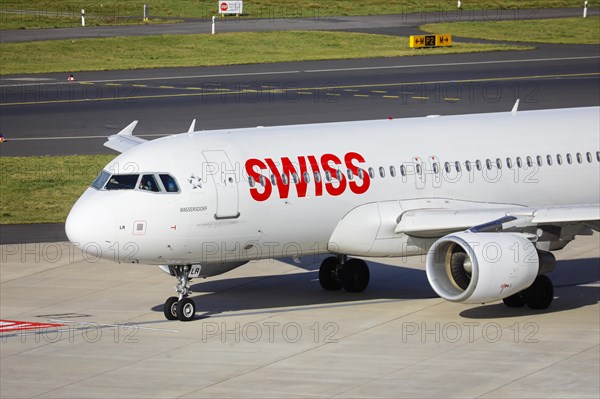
[426,232,555,304]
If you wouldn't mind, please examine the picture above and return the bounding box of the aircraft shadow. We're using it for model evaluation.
[150,257,598,320]
[150,258,436,318]
[460,257,600,319]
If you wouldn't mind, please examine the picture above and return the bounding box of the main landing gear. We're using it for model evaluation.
[502,275,554,310]
[319,255,370,293]
[163,265,196,321]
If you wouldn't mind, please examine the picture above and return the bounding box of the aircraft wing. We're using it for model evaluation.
[395,204,600,238]
[104,121,148,153]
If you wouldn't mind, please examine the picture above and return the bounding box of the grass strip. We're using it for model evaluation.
[0,31,531,75]
[0,155,115,224]
[422,16,600,44]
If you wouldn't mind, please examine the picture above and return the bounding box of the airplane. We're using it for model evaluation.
[65,103,600,321]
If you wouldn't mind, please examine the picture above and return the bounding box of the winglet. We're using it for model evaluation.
[117,120,138,136]
[104,120,147,153]
[511,99,520,116]
[188,119,196,134]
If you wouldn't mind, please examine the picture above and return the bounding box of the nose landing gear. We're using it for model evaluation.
[163,265,196,321]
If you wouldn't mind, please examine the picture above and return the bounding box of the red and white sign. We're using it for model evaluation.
[0,320,64,332]
[218,1,243,14]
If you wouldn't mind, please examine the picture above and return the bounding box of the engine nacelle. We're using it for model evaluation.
[426,232,540,304]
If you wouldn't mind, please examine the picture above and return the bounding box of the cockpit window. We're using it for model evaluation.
[105,174,139,190]
[160,174,179,192]
[91,170,111,190]
[139,174,160,192]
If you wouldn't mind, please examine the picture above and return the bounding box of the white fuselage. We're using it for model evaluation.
[66,107,600,268]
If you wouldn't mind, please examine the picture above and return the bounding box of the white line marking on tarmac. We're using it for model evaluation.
[8,134,168,141]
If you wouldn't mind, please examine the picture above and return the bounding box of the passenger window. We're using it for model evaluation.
[455,161,461,172]
[526,156,533,167]
[475,160,482,171]
[105,174,139,190]
[566,153,573,164]
[596,151,600,162]
[259,175,266,187]
[465,160,472,172]
[378,167,385,178]
[390,166,396,177]
[496,158,502,169]
[91,170,111,190]
[556,154,562,165]
[159,174,179,193]
[358,169,364,179]
[416,164,422,175]
[486,159,492,170]
[576,153,583,163]
[443,162,450,173]
[314,171,321,183]
[325,170,332,182]
[506,158,513,169]
[586,152,593,163]
[248,176,255,187]
[400,165,406,176]
[546,155,553,166]
[292,173,299,184]
[282,173,289,185]
[347,169,353,180]
[516,157,522,168]
[304,172,311,183]
[368,167,375,179]
[536,155,543,166]
[271,174,277,186]
[336,170,343,181]
[433,163,440,174]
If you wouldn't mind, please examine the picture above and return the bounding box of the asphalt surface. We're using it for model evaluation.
[1,46,599,157]
[1,8,597,42]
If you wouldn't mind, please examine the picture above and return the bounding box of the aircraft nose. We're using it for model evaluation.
[65,190,115,252]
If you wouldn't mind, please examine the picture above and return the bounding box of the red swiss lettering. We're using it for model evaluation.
[245,158,272,201]
[345,152,370,194]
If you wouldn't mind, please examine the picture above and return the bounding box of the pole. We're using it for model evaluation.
[144,4,148,22]
[583,1,588,18]
[81,9,85,27]
[212,15,216,34]
[457,0,462,10]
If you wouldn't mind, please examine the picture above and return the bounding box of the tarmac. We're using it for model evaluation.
[1,233,598,398]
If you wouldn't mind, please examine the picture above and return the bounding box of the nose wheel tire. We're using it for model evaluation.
[164,296,179,320]
[176,298,196,321]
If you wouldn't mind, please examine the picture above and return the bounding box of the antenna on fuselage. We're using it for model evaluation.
[188,119,196,135]
[511,99,520,116]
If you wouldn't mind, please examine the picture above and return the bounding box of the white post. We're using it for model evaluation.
[144,4,148,22]
[212,15,216,34]
[457,0,462,10]
[81,9,85,27]
[583,1,588,18]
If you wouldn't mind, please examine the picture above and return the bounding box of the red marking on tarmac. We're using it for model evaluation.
[0,320,64,332]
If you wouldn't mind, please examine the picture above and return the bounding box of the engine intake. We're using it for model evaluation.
[426,232,546,304]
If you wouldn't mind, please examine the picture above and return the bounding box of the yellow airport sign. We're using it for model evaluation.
[410,34,452,49]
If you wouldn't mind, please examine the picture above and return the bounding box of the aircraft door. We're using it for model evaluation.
[202,150,240,219]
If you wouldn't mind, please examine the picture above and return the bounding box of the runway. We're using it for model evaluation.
[1,45,599,157]
[1,233,598,398]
